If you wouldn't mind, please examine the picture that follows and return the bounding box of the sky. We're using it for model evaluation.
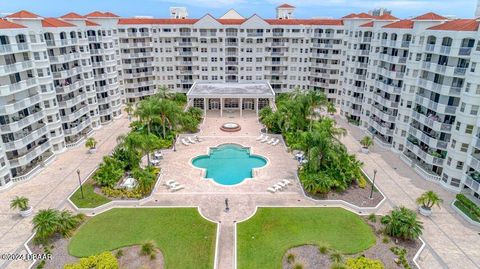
[0,0,476,19]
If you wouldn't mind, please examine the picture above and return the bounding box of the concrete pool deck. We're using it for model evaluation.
[0,110,479,268]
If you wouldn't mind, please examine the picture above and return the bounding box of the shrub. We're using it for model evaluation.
[85,137,97,149]
[330,250,344,264]
[318,244,329,254]
[360,136,374,149]
[115,249,123,258]
[456,194,480,219]
[345,256,384,269]
[286,253,295,264]
[101,187,143,199]
[93,156,125,188]
[358,175,367,189]
[390,247,411,269]
[293,263,303,269]
[416,191,443,210]
[381,206,423,241]
[10,196,29,211]
[382,236,390,244]
[140,241,156,256]
[64,251,118,269]
[367,213,376,223]
[331,262,347,269]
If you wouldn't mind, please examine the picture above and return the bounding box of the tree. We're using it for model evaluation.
[33,209,60,243]
[157,98,182,139]
[133,167,156,194]
[345,256,384,269]
[57,210,83,238]
[85,137,97,150]
[134,98,160,134]
[10,196,29,211]
[124,102,134,116]
[360,136,374,149]
[93,156,125,187]
[381,206,423,241]
[416,191,443,210]
[157,85,173,99]
[327,102,336,115]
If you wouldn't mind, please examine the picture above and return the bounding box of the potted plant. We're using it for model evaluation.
[416,190,443,216]
[10,196,32,217]
[360,136,374,154]
[85,137,97,153]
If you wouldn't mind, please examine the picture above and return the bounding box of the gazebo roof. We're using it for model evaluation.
[187,82,275,98]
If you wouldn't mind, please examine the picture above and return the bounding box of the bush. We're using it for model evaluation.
[331,262,347,269]
[101,187,143,199]
[330,251,344,263]
[115,249,123,258]
[456,194,480,219]
[358,175,367,188]
[345,256,384,269]
[318,244,329,254]
[381,207,423,241]
[293,264,303,269]
[286,253,295,264]
[64,252,118,269]
[382,236,390,244]
[140,240,156,256]
[93,156,125,188]
[367,213,376,223]
[390,247,411,269]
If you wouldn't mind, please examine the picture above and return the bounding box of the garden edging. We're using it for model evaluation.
[450,200,480,227]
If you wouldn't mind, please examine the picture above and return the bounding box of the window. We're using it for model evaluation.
[471,105,479,115]
[466,124,474,134]
[460,143,469,152]
[450,178,461,187]
[456,161,464,170]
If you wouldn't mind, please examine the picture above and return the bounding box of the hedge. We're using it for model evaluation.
[456,194,480,219]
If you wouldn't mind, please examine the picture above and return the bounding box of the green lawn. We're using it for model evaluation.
[68,208,216,269]
[454,200,480,223]
[237,207,376,269]
[70,182,111,208]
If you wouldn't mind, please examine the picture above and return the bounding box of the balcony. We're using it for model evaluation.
[55,80,86,94]
[8,140,51,168]
[464,175,480,193]
[405,140,445,166]
[225,42,238,46]
[371,104,396,122]
[368,117,394,136]
[178,51,193,56]
[63,117,92,136]
[408,125,448,150]
[420,62,467,78]
[417,78,462,96]
[52,66,83,79]
[61,105,90,122]
[458,47,472,56]
[374,81,402,94]
[411,111,452,132]
[271,42,286,47]
[225,61,238,65]
[0,78,37,96]
[372,93,399,108]
[58,93,88,108]
[378,53,407,64]
[0,43,29,55]
[0,60,34,75]
[3,125,48,151]
[414,95,457,115]
[49,52,82,63]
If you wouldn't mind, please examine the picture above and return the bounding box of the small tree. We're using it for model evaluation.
[416,190,443,210]
[85,137,97,150]
[10,196,29,211]
[360,136,374,149]
[140,240,156,256]
[381,206,423,241]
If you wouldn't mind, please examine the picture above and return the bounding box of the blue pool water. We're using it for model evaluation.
[192,144,267,185]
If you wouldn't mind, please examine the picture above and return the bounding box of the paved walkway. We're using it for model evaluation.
[336,116,480,269]
[0,115,130,269]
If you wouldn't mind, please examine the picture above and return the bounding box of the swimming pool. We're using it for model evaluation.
[192,144,267,186]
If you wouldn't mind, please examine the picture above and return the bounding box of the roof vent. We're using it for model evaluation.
[170,7,188,19]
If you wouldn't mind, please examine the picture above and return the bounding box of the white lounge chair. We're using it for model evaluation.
[273,184,283,191]
[267,187,276,193]
[272,139,280,146]
[260,136,269,143]
[181,139,189,146]
[188,137,196,144]
[170,185,184,192]
[266,138,276,145]
[168,182,181,189]
[194,135,201,142]
[256,134,265,141]
[278,182,288,188]
[164,180,176,186]
[282,179,292,185]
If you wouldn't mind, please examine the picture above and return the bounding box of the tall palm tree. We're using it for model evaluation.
[134,98,159,134]
[305,90,327,131]
[57,210,81,237]
[33,209,60,243]
[124,102,134,116]
[157,85,172,99]
[157,99,181,139]
[416,191,443,210]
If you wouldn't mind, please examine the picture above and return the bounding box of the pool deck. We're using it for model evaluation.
[1,110,479,269]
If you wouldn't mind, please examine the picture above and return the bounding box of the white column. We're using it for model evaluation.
[239,98,243,117]
[203,98,207,116]
[255,98,259,116]
[220,98,223,117]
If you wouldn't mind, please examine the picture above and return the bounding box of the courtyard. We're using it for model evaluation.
[0,98,479,269]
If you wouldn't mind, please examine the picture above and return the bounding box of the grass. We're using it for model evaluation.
[69,182,111,208]
[237,207,376,269]
[68,208,216,269]
[454,200,480,223]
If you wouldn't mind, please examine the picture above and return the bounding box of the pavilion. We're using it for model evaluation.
[186,82,276,116]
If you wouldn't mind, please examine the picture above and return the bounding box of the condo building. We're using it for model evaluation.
[0,4,479,204]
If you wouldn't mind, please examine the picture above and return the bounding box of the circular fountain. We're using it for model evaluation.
[220,122,241,132]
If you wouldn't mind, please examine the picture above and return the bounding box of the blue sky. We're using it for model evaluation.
[0,0,476,19]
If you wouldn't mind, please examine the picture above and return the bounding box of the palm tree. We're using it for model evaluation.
[57,210,82,237]
[416,191,443,211]
[304,90,327,131]
[157,85,172,99]
[157,99,181,139]
[327,102,336,115]
[360,136,374,149]
[125,102,134,121]
[10,196,29,211]
[85,137,97,152]
[381,206,423,240]
[33,209,60,243]
[134,98,160,134]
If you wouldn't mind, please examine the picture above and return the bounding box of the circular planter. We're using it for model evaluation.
[419,206,432,217]
[20,207,33,217]
[220,122,241,132]
[361,147,369,154]
[88,148,97,154]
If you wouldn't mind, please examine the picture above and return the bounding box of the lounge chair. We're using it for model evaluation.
[282,179,292,185]
[272,139,280,146]
[170,185,184,192]
[278,182,288,188]
[260,136,269,143]
[194,135,201,142]
[267,187,276,193]
[168,182,180,189]
[256,134,265,141]
[273,184,283,191]
[188,137,196,144]
[164,180,176,186]
[181,139,189,146]
[266,138,276,145]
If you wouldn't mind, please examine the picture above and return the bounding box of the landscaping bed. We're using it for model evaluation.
[237,207,376,269]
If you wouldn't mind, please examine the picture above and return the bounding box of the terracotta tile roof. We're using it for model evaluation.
[360,21,374,27]
[278,4,295,8]
[342,13,374,19]
[376,13,398,20]
[85,11,118,18]
[118,18,199,25]
[0,19,26,29]
[427,19,479,31]
[382,20,414,29]
[42,17,76,27]
[413,12,446,20]
[85,20,100,26]
[6,10,40,19]
[60,12,84,19]
[216,19,246,25]
[264,19,344,25]
[104,12,120,17]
